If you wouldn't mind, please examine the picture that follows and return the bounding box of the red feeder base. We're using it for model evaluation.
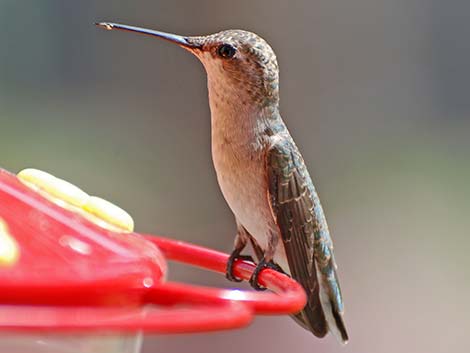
[0,168,306,352]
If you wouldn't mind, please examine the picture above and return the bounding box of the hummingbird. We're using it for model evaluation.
[96,22,348,343]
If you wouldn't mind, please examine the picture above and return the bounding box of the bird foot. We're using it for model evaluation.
[226,253,254,282]
[249,259,286,291]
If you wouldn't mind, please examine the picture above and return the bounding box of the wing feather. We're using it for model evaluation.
[266,138,348,342]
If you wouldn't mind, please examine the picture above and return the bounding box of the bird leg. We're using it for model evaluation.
[226,224,254,282]
[249,232,285,290]
[248,234,265,262]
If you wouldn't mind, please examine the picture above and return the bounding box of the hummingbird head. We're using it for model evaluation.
[187,30,280,107]
[96,23,280,108]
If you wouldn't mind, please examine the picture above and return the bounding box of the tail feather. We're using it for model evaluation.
[292,289,349,344]
[331,304,349,343]
[291,294,328,338]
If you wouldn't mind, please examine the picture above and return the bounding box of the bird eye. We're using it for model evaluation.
[217,44,236,58]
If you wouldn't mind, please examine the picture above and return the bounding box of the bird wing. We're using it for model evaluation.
[266,137,348,342]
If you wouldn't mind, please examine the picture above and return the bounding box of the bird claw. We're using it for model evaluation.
[249,259,286,291]
[226,253,254,282]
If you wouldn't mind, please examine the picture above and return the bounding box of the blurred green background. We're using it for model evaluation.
[1,1,469,352]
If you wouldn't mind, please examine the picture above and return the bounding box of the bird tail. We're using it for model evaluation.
[292,288,349,344]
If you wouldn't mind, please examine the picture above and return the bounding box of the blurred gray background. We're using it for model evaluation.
[1,1,469,352]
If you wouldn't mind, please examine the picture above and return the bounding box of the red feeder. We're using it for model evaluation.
[0,168,306,353]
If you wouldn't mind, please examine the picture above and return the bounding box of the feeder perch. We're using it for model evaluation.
[0,168,306,353]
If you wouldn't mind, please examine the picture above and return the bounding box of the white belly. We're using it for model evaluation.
[212,144,289,270]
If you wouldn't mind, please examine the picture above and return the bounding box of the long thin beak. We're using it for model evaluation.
[95,22,200,50]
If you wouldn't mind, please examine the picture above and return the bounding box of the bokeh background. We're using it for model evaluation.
[1,1,469,352]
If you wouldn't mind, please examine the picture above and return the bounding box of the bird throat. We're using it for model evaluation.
[207,78,280,153]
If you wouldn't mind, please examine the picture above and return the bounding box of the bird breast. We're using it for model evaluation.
[211,130,274,250]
